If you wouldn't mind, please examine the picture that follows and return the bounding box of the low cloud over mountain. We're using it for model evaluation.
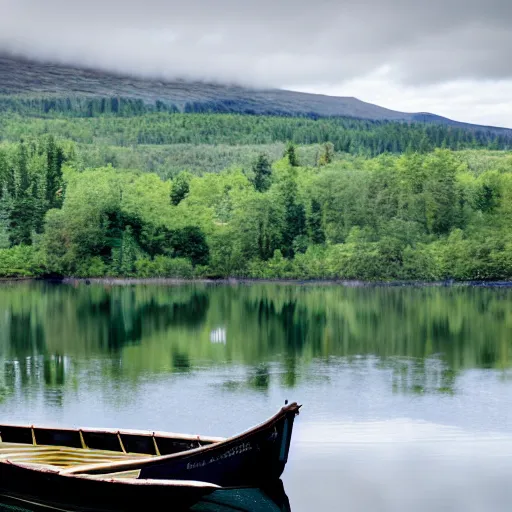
[1,0,512,126]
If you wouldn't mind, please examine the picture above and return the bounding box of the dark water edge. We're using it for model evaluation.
[20,277,512,288]
[2,275,512,287]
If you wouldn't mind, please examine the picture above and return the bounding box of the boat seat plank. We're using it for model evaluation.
[84,469,142,480]
[0,442,154,469]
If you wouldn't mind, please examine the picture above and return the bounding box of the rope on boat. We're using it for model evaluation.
[116,433,126,454]
[152,433,161,456]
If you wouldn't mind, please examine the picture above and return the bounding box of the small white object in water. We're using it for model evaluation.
[210,327,227,344]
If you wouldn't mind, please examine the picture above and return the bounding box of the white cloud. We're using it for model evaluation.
[291,73,512,127]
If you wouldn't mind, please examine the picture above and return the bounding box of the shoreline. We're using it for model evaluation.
[1,277,512,288]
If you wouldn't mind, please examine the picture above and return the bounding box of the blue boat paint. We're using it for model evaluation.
[279,418,289,462]
[135,405,300,485]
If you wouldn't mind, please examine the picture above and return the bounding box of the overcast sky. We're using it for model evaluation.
[1,0,511,127]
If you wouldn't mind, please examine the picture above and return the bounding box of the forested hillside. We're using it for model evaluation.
[0,113,511,174]
[1,56,511,281]
[1,135,511,281]
[1,56,511,137]
[3,55,511,133]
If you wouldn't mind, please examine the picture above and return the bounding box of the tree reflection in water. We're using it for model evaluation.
[0,282,510,401]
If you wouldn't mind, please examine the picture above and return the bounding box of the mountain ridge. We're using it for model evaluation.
[0,55,510,134]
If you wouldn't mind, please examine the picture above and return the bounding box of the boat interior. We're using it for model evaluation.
[0,424,222,478]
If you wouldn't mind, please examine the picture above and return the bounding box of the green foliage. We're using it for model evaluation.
[110,225,146,277]
[170,171,192,205]
[251,154,272,192]
[273,160,306,258]
[1,117,512,281]
[45,136,65,209]
[0,190,12,249]
[134,256,194,278]
[170,226,210,266]
[76,143,323,178]
[248,250,295,279]
[283,202,306,258]
[422,150,460,234]
[0,137,66,249]
[0,96,179,117]
[308,199,325,245]
[318,142,334,166]
[74,257,108,278]
[230,190,285,262]
[38,167,210,277]
[0,245,42,277]
[284,142,299,167]
[0,112,509,155]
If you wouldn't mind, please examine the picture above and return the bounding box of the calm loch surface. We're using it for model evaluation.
[1,281,512,511]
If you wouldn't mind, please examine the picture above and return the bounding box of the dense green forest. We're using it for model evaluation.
[1,127,512,280]
[0,101,511,281]
[1,111,511,158]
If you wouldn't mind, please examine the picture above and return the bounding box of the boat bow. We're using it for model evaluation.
[61,403,301,486]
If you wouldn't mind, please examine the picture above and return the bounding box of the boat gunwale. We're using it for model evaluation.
[0,424,225,444]
[72,475,221,488]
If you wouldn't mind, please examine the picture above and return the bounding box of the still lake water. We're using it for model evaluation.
[1,281,512,511]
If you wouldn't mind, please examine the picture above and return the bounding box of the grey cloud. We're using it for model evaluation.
[0,0,511,87]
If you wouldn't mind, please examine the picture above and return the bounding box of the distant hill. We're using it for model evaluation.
[0,55,510,135]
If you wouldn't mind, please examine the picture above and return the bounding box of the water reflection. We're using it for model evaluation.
[289,420,512,512]
[0,282,512,511]
[0,482,290,512]
[0,282,511,400]
[76,287,210,351]
[191,482,290,512]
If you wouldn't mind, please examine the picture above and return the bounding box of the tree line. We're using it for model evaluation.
[0,96,181,117]
[1,111,511,157]
[1,137,512,281]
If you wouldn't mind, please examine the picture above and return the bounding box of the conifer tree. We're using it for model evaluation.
[0,186,12,249]
[318,143,334,166]
[252,154,272,192]
[284,142,299,167]
[309,199,325,244]
[171,171,192,206]
[46,136,64,209]
[283,202,306,258]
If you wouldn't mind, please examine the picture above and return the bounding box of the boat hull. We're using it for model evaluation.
[0,480,291,512]
[138,404,298,485]
[0,463,216,512]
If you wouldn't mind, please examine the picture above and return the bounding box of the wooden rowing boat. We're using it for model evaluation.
[0,403,300,511]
